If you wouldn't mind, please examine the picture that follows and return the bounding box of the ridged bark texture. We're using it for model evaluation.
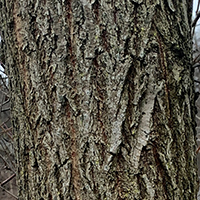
[0,0,197,199]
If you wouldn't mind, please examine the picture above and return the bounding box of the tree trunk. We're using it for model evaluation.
[0,0,197,199]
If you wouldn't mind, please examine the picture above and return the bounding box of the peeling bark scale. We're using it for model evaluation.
[0,0,197,199]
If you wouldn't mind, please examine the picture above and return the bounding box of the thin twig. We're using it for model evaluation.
[192,11,200,27]
[193,53,200,64]
[0,139,16,169]
[1,107,10,112]
[0,89,9,98]
[0,128,13,140]
[0,155,15,173]
[193,64,200,68]
[0,124,13,140]
[0,98,10,107]
[1,173,16,186]
[0,76,9,91]
[0,61,6,69]
[0,185,18,199]
[196,115,200,121]
[197,0,200,15]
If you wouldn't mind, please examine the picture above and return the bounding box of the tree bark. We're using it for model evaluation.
[0,0,197,199]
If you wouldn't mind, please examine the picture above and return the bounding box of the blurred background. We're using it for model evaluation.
[0,63,17,199]
[193,0,200,186]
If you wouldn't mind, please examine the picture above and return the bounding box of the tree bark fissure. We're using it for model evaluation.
[0,0,197,199]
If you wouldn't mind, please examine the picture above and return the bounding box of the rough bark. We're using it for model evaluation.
[0,0,197,199]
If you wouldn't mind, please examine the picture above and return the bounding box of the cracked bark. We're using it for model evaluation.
[0,0,197,199]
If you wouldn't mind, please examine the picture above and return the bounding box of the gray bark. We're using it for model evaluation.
[0,0,197,199]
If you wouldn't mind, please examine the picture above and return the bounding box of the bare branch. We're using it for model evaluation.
[0,185,18,199]
[1,173,16,186]
[194,80,200,84]
[0,155,15,173]
[192,12,200,28]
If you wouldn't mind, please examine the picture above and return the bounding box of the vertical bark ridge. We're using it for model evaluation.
[157,33,171,120]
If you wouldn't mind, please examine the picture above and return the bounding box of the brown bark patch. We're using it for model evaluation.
[66,103,81,200]
[13,3,23,49]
